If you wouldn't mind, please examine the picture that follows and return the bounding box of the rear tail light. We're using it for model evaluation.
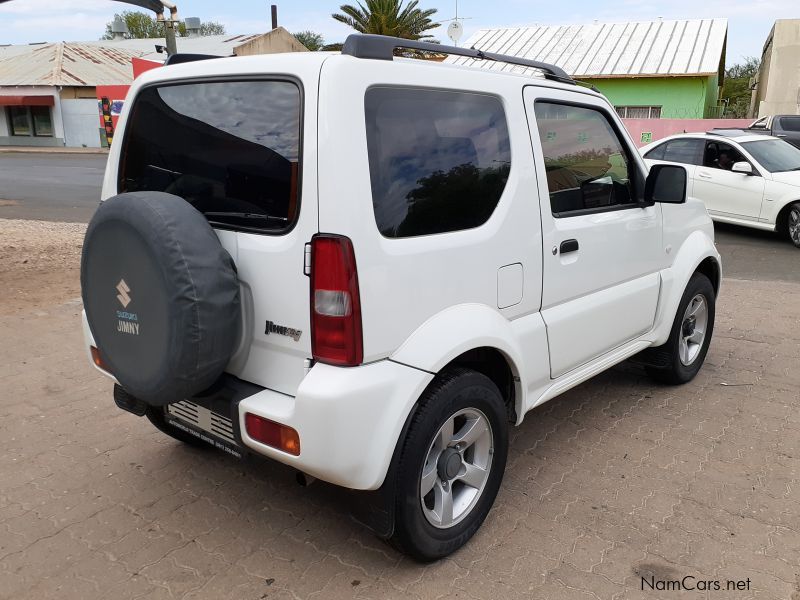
[310,234,363,366]
[245,413,300,456]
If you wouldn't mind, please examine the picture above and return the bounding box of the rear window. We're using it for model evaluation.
[643,143,666,160]
[119,79,301,233]
[365,87,511,238]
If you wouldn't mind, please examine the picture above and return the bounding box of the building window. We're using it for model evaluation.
[7,106,54,137]
[615,106,662,119]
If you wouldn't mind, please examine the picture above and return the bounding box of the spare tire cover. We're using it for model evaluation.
[81,192,240,406]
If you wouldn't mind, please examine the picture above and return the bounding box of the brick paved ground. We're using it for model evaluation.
[1,232,799,598]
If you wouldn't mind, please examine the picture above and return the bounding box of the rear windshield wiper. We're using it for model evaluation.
[202,211,288,223]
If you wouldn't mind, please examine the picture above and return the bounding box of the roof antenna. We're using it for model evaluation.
[442,0,472,47]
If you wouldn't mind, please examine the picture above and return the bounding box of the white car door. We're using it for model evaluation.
[695,140,765,220]
[525,89,666,379]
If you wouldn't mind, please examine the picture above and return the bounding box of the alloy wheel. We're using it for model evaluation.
[420,408,494,529]
[789,206,800,246]
[679,294,709,366]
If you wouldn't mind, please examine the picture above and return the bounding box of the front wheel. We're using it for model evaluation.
[645,272,716,384]
[784,202,800,248]
[389,368,508,561]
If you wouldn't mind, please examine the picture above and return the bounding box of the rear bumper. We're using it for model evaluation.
[82,310,433,491]
[239,360,433,490]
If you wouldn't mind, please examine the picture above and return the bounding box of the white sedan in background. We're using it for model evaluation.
[641,131,800,248]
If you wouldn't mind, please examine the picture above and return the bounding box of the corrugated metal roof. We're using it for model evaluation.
[0,43,142,86]
[82,33,262,62]
[0,43,40,61]
[447,18,727,78]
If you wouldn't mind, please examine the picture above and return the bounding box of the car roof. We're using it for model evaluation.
[706,128,751,137]
[641,131,777,152]
[134,50,603,99]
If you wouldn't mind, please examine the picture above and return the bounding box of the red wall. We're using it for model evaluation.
[96,59,162,136]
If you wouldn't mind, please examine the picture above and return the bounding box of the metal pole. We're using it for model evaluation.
[164,19,178,55]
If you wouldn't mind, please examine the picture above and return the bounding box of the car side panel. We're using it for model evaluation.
[317,56,545,364]
[761,179,800,228]
[651,209,720,346]
[390,303,551,422]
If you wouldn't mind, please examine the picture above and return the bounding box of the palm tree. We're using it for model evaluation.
[332,0,439,40]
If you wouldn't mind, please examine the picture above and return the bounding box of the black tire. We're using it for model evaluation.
[389,368,508,561]
[645,272,715,384]
[145,407,208,448]
[783,202,800,249]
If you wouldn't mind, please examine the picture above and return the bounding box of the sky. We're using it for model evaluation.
[0,0,796,66]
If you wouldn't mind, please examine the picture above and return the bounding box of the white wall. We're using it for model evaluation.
[61,98,102,147]
[0,86,64,146]
[757,20,800,117]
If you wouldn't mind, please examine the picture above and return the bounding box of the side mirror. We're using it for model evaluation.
[644,164,687,205]
[732,161,754,174]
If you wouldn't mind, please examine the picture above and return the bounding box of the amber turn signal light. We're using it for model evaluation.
[90,346,109,372]
[245,413,300,456]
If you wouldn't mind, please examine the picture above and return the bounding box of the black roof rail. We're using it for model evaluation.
[341,34,575,85]
[164,53,221,66]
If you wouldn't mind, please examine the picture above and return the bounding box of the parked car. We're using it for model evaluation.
[748,115,800,149]
[79,34,721,561]
[642,130,800,248]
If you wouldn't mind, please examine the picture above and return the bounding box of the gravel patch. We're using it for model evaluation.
[0,219,86,313]
[0,218,86,275]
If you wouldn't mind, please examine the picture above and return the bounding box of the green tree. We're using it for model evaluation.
[197,21,226,36]
[720,57,760,118]
[293,30,325,51]
[102,11,227,40]
[332,0,438,40]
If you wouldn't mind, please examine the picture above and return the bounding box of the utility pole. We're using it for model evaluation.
[163,18,178,55]
[111,0,179,55]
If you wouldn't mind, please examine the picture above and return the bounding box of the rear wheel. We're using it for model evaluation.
[389,368,508,561]
[785,202,800,248]
[645,272,715,384]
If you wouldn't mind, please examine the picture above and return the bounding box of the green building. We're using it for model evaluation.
[451,18,728,119]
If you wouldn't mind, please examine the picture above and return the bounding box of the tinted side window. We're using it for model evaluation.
[662,139,704,165]
[365,87,511,238]
[120,80,301,233]
[535,102,636,216]
[644,143,666,160]
[703,141,747,170]
[779,116,800,132]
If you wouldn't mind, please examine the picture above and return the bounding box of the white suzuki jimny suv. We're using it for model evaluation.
[80,35,721,561]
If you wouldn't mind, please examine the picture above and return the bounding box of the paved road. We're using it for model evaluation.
[715,223,799,283]
[0,153,797,282]
[1,274,798,599]
[0,153,105,223]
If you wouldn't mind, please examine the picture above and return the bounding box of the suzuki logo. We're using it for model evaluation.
[116,279,131,308]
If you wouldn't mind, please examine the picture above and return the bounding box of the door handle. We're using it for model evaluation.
[698,171,712,179]
[560,239,579,254]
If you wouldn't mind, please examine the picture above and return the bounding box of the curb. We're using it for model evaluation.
[0,147,109,155]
